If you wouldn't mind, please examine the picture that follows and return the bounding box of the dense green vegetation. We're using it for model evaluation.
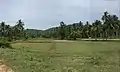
[1,11,120,41]
[0,40,120,72]
[0,19,25,41]
[25,29,43,38]
[41,11,120,40]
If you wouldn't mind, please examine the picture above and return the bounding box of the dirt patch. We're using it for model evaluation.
[0,60,14,72]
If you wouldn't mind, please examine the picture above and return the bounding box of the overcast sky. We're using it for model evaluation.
[0,0,119,30]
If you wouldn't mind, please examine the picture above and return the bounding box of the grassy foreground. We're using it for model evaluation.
[0,40,120,72]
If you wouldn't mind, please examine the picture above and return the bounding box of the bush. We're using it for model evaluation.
[0,41,12,49]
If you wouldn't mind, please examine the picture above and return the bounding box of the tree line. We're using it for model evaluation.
[0,20,43,41]
[41,11,120,40]
[0,19,25,41]
[1,11,120,41]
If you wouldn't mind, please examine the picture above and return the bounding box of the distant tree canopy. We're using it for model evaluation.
[41,11,120,40]
[25,29,43,38]
[0,20,43,41]
[1,11,120,41]
[0,19,25,41]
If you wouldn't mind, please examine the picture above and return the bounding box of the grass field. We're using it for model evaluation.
[0,40,120,72]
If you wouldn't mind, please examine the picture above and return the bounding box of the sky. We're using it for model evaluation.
[0,0,119,30]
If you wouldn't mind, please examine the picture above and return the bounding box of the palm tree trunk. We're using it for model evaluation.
[105,31,108,40]
[116,30,118,38]
[95,32,97,40]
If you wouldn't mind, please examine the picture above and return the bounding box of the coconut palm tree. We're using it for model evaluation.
[0,22,6,38]
[92,20,102,40]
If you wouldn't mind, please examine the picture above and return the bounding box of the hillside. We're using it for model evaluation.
[25,29,43,38]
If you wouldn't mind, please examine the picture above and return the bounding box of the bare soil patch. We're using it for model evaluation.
[0,60,14,72]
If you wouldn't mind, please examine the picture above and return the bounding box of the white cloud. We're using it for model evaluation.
[0,0,119,29]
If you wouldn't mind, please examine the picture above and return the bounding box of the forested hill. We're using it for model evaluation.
[25,29,43,38]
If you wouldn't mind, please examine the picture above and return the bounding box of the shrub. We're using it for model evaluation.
[0,41,12,49]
